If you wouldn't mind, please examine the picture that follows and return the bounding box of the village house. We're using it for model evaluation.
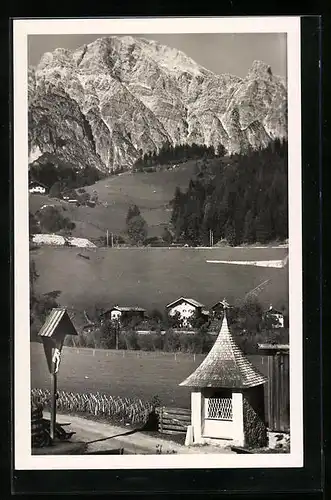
[29,181,48,194]
[263,305,285,328]
[166,297,209,328]
[211,299,230,319]
[100,306,147,324]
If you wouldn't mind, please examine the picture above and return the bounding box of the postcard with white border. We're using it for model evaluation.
[13,16,303,471]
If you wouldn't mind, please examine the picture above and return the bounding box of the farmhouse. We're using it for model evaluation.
[263,305,285,328]
[166,297,209,328]
[101,306,147,323]
[29,181,47,194]
[211,299,230,319]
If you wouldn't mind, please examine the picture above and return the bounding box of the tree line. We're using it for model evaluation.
[29,207,76,236]
[169,139,288,246]
[133,142,226,172]
[63,297,288,355]
[29,156,104,192]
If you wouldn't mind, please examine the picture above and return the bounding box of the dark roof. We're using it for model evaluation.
[102,306,146,314]
[38,307,78,337]
[166,297,205,309]
[29,180,47,188]
[211,300,232,310]
[258,343,289,351]
[211,302,223,309]
[179,312,267,389]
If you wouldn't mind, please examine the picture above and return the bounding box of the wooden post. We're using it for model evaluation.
[159,407,163,433]
[111,232,114,248]
[115,322,119,350]
[50,364,57,442]
[106,230,109,247]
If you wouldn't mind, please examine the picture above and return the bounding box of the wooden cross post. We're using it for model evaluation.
[38,307,79,445]
[50,347,61,442]
[50,358,57,442]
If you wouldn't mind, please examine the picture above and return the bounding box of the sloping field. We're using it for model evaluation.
[31,246,288,313]
[30,343,269,409]
[29,163,196,239]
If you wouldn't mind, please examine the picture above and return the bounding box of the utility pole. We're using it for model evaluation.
[106,230,109,247]
[111,232,114,248]
[115,320,119,350]
[209,230,214,247]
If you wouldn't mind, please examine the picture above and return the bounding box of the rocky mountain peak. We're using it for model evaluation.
[29,36,287,172]
[247,60,273,79]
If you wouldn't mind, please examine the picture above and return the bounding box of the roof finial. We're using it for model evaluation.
[220,298,230,309]
[220,298,231,316]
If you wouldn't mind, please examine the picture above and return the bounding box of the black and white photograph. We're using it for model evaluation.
[13,17,303,470]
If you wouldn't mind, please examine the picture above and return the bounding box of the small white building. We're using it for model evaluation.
[166,297,209,328]
[180,305,267,448]
[264,305,285,328]
[29,181,47,194]
[101,306,147,323]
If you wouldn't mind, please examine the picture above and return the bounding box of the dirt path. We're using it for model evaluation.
[47,412,235,455]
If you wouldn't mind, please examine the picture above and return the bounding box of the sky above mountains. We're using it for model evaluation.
[28,33,287,79]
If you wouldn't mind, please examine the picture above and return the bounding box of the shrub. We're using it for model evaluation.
[178,334,196,353]
[36,205,75,235]
[120,330,139,350]
[163,330,181,352]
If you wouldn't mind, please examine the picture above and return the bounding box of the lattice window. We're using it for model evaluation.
[207,397,232,421]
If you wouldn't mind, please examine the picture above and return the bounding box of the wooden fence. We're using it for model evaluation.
[259,346,290,433]
[156,406,191,435]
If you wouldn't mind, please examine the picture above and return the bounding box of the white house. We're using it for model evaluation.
[166,297,209,328]
[264,305,285,328]
[101,306,147,323]
[29,181,47,194]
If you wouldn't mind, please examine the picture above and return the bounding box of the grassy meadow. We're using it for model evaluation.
[31,246,288,314]
[29,163,196,240]
[31,342,269,409]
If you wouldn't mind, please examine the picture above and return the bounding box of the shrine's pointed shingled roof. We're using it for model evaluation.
[179,309,267,389]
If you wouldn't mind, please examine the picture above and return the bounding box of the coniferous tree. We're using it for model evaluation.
[126,205,148,246]
[126,204,141,224]
[167,138,288,246]
[243,209,256,243]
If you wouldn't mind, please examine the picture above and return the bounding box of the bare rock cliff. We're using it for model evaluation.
[29,36,287,172]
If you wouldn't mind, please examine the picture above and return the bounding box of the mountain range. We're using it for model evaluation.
[28,35,287,173]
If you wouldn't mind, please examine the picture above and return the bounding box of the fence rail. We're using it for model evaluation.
[156,406,191,434]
